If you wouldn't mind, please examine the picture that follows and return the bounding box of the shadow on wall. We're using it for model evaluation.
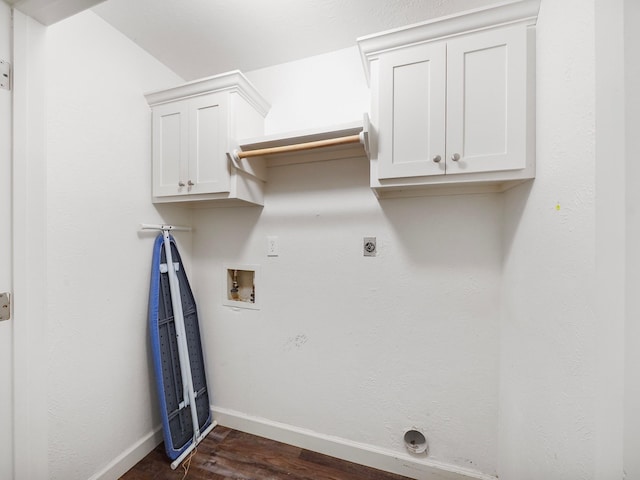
[261,156,379,226]
[379,192,505,269]
[192,206,263,262]
[501,180,534,264]
[264,154,370,194]
[193,156,510,274]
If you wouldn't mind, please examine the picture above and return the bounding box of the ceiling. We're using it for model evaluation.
[6,0,105,25]
[91,0,499,81]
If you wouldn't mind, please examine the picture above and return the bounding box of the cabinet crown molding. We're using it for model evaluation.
[144,70,271,117]
[357,0,540,82]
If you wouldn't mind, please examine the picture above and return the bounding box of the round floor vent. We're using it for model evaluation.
[403,429,428,455]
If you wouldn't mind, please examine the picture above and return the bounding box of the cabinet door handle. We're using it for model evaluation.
[187,180,195,186]
[178,181,185,187]
[432,155,442,163]
[451,153,461,162]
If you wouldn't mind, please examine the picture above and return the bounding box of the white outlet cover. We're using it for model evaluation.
[267,236,279,257]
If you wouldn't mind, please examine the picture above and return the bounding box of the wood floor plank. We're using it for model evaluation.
[299,449,410,480]
[119,427,412,480]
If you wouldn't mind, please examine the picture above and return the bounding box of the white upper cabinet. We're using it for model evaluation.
[152,92,230,197]
[359,0,540,197]
[146,71,270,206]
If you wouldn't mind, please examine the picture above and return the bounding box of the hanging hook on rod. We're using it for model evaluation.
[140,223,192,232]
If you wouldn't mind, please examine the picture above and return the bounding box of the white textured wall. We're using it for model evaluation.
[36,3,636,480]
[499,1,597,478]
[45,11,189,480]
[247,47,370,134]
[624,0,640,476]
[192,48,502,477]
[594,0,625,477]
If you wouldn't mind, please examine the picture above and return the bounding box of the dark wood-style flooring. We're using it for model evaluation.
[120,426,412,480]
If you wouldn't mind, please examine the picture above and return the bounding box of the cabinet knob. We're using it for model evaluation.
[432,155,442,163]
[187,180,195,186]
[178,181,185,187]
[451,153,461,162]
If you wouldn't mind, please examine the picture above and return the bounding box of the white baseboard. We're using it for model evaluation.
[89,426,163,480]
[212,406,496,480]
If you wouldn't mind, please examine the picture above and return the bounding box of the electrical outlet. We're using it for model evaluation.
[267,236,279,256]
[363,237,376,256]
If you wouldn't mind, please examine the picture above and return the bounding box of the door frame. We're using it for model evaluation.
[12,10,48,479]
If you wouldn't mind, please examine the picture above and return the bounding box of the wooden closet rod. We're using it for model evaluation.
[235,133,362,160]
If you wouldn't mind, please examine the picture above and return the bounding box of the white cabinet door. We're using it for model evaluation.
[152,100,189,197]
[446,26,527,174]
[377,42,446,180]
[188,92,230,194]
